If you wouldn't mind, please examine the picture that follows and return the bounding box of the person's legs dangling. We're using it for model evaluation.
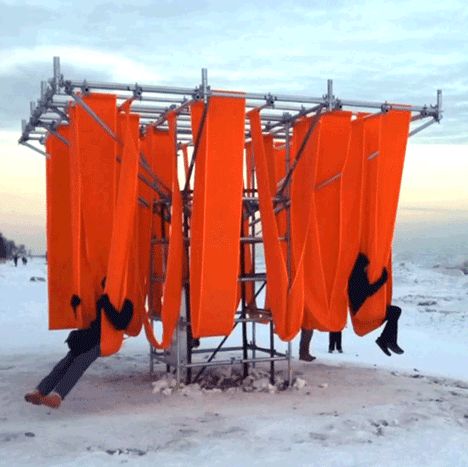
[41,345,100,408]
[376,305,403,356]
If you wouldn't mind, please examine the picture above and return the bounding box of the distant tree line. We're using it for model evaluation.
[0,232,28,260]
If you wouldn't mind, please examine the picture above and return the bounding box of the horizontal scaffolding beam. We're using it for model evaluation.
[19,56,442,147]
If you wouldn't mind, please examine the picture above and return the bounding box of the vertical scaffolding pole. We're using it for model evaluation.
[240,214,249,378]
[250,148,258,368]
[53,56,61,93]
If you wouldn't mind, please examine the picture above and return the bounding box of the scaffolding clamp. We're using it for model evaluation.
[133,84,143,100]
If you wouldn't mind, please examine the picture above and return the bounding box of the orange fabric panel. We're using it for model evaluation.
[340,116,367,276]
[100,112,140,356]
[68,105,99,328]
[248,110,303,341]
[351,111,411,335]
[301,112,353,331]
[263,136,288,261]
[189,101,208,337]
[67,95,118,328]
[190,96,246,337]
[45,126,82,330]
[125,164,153,338]
[67,97,128,331]
[142,113,184,349]
[77,94,117,298]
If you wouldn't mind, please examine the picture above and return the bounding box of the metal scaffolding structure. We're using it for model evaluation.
[19,57,443,387]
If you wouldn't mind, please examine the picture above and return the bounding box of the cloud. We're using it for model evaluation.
[0,0,466,142]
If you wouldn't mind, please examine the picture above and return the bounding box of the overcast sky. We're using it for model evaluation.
[0,0,467,253]
[1,0,467,141]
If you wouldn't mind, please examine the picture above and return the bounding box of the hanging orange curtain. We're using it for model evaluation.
[124,165,153,338]
[46,125,82,330]
[300,111,353,332]
[248,109,304,340]
[68,105,90,328]
[190,95,246,338]
[142,113,184,349]
[100,110,140,356]
[351,110,411,335]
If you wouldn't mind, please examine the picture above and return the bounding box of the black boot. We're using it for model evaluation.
[385,305,404,355]
[375,336,391,357]
[387,342,404,354]
[299,329,316,362]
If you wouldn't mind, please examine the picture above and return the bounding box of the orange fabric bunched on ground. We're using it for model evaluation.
[190,96,246,338]
[46,125,82,330]
[351,110,411,335]
[100,111,140,356]
[142,113,184,349]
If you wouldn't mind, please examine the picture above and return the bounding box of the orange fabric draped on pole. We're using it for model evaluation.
[190,96,246,338]
[100,110,140,356]
[351,110,411,335]
[67,95,118,327]
[46,125,82,330]
[248,109,304,341]
[142,113,184,349]
[298,112,353,332]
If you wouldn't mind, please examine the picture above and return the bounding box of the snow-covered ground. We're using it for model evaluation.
[0,250,467,466]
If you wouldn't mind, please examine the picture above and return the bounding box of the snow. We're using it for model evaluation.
[0,255,467,466]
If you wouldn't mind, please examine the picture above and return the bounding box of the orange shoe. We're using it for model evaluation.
[40,392,62,409]
[24,390,43,405]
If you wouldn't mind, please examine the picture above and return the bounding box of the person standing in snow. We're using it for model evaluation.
[299,328,316,362]
[13,254,18,267]
[25,280,133,409]
[328,331,343,353]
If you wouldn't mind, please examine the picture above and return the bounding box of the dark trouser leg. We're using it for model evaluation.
[377,305,403,355]
[36,351,75,396]
[380,306,401,344]
[335,332,342,351]
[53,345,100,399]
[329,332,336,351]
[299,329,315,361]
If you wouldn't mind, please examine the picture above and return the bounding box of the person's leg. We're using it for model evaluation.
[51,345,100,401]
[35,352,75,396]
[336,332,343,353]
[376,305,403,356]
[385,306,404,354]
[299,329,315,362]
[328,333,334,353]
